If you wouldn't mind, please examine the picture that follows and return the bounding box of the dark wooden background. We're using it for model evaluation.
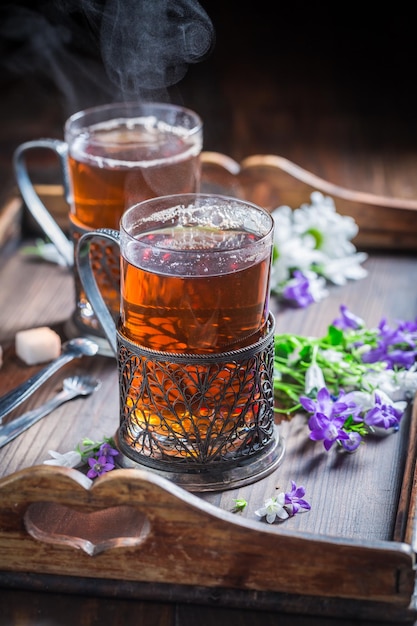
[1,2,416,203]
[1,2,417,625]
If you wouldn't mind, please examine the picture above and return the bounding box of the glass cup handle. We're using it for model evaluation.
[13,139,74,267]
[77,229,120,356]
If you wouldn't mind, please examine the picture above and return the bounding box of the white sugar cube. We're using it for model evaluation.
[15,327,61,365]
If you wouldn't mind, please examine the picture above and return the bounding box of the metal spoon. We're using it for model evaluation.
[0,337,99,424]
[0,375,101,449]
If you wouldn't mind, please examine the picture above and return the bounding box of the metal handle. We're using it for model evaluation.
[0,352,75,424]
[0,388,76,449]
[76,229,120,356]
[13,139,74,267]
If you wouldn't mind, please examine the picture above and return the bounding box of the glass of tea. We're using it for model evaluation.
[14,102,203,354]
[76,193,284,491]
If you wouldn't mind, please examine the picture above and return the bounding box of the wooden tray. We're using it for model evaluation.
[2,159,417,623]
[3,151,417,251]
[201,152,417,250]
[0,438,416,626]
[0,388,417,626]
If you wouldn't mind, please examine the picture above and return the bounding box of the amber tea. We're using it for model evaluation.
[14,102,202,351]
[66,103,202,335]
[68,118,202,232]
[121,225,271,353]
[114,196,274,452]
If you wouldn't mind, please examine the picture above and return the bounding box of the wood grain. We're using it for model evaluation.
[0,465,414,605]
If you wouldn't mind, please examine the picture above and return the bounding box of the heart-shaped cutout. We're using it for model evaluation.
[24,502,150,556]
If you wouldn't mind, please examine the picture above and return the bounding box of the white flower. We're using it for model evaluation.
[320,349,346,364]
[43,449,82,468]
[344,388,407,416]
[362,368,417,402]
[271,205,325,282]
[396,370,417,400]
[270,235,324,288]
[292,192,358,258]
[343,390,374,412]
[269,192,367,307]
[270,205,293,241]
[305,362,325,394]
[317,253,368,285]
[255,493,289,523]
[375,389,407,415]
[304,271,329,302]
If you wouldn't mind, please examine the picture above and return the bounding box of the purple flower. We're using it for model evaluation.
[283,271,315,308]
[307,411,350,450]
[284,481,311,515]
[300,387,355,421]
[364,392,404,430]
[86,455,115,479]
[332,304,364,330]
[99,442,119,459]
[256,482,311,523]
[363,345,416,369]
[301,387,366,450]
[362,317,417,369]
[339,431,363,452]
[385,349,416,369]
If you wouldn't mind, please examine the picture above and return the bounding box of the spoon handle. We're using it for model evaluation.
[0,353,75,424]
[0,387,78,449]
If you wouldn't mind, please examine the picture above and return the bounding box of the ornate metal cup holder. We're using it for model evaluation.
[114,313,285,492]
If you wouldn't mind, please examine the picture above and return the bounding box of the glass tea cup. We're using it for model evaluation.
[76,193,284,491]
[14,102,203,353]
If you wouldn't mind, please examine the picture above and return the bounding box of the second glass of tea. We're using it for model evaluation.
[14,102,203,352]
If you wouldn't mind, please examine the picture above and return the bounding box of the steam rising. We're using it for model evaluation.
[100,0,214,93]
[0,0,215,112]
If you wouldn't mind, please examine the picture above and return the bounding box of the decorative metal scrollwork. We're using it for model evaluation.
[115,314,284,490]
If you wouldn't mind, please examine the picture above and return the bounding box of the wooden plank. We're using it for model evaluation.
[0,194,22,249]
[394,398,417,545]
[0,465,414,607]
[1,572,416,624]
[253,160,417,250]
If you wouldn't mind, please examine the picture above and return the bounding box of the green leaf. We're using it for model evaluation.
[326,325,345,346]
[232,498,248,513]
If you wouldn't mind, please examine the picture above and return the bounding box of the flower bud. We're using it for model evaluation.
[305,362,325,395]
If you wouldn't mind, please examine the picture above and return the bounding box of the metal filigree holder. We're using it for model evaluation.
[114,314,284,492]
[64,224,120,357]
